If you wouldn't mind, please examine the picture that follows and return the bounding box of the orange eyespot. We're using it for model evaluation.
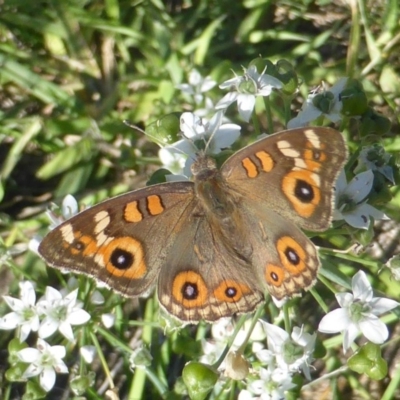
[276,236,306,275]
[213,280,251,303]
[172,271,208,308]
[265,264,285,286]
[97,237,147,279]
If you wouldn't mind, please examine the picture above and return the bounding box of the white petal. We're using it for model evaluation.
[50,345,66,359]
[330,78,348,96]
[334,170,348,193]
[0,312,21,329]
[80,345,96,363]
[101,313,116,328]
[359,317,388,344]
[352,271,373,302]
[343,323,359,351]
[207,111,224,137]
[359,203,389,220]
[238,389,253,400]
[180,112,204,137]
[67,309,90,325]
[28,237,41,254]
[54,359,68,374]
[369,297,399,315]
[336,292,354,308]
[3,296,23,312]
[18,348,40,363]
[37,338,51,351]
[44,286,62,301]
[176,83,195,95]
[219,76,242,89]
[215,92,238,110]
[64,289,78,305]
[58,321,75,342]
[345,170,373,202]
[265,323,289,351]
[90,290,105,305]
[318,309,351,333]
[62,195,78,218]
[22,363,43,378]
[38,318,59,339]
[200,76,217,92]
[40,367,56,392]
[343,208,370,229]
[237,94,255,122]
[210,124,240,152]
[19,323,33,342]
[19,281,36,306]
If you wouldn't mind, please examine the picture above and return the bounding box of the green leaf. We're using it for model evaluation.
[36,138,95,180]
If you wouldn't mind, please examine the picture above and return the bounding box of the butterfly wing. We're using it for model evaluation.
[157,213,264,322]
[222,127,347,231]
[39,182,263,322]
[230,195,320,300]
[219,127,347,299]
[39,182,198,298]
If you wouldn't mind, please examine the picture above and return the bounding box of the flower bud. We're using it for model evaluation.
[182,362,218,400]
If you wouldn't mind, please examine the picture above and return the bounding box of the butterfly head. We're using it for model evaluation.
[190,152,218,179]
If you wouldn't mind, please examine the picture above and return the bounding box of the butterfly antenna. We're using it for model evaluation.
[123,120,146,135]
[204,111,223,154]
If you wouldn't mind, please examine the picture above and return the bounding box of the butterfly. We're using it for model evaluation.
[39,127,347,322]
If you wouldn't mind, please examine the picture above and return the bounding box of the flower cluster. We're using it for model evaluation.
[0,281,90,391]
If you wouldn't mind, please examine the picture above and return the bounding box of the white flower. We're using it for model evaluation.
[0,281,40,341]
[37,287,90,342]
[216,65,283,122]
[176,69,217,104]
[259,322,316,380]
[164,111,241,177]
[355,145,394,184]
[47,194,79,230]
[158,147,188,179]
[101,313,115,329]
[80,345,96,363]
[287,78,347,128]
[239,364,296,400]
[18,338,68,392]
[333,170,389,229]
[318,270,399,352]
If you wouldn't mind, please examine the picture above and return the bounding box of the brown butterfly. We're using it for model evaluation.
[39,127,347,322]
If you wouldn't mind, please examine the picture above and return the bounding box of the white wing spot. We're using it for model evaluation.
[94,211,110,234]
[277,140,300,158]
[60,224,75,244]
[304,129,321,149]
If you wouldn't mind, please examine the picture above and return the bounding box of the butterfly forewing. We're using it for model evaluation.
[222,127,347,231]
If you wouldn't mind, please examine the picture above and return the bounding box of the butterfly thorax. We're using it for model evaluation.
[190,153,253,261]
[192,153,237,216]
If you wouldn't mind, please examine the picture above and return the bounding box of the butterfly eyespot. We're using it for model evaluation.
[282,170,321,217]
[294,180,314,203]
[182,282,199,300]
[265,264,285,286]
[110,248,134,269]
[213,280,251,303]
[285,247,300,265]
[277,237,306,274]
[66,232,97,256]
[172,271,208,307]
[97,237,147,279]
